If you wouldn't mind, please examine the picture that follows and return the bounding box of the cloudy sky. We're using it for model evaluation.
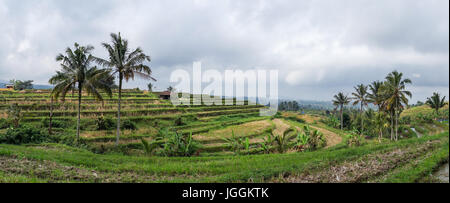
[0,0,448,102]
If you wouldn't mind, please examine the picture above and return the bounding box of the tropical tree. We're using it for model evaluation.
[49,43,113,141]
[333,92,351,130]
[381,71,412,141]
[426,92,446,117]
[352,84,369,134]
[147,83,154,92]
[368,81,385,111]
[94,33,155,146]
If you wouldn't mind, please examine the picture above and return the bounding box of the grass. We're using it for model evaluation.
[381,139,449,183]
[0,132,447,183]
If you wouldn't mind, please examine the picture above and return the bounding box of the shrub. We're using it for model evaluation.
[96,116,115,130]
[0,118,10,129]
[302,126,327,150]
[161,131,200,157]
[346,133,364,147]
[7,103,22,128]
[141,138,160,155]
[0,125,50,144]
[273,128,297,153]
[223,130,245,155]
[121,119,137,130]
[293,131,309,152]
[41,118,68,128]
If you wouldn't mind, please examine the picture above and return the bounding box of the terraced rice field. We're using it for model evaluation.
[2,89,339,155]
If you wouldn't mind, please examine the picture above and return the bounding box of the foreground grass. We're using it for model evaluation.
[0,132,448,183]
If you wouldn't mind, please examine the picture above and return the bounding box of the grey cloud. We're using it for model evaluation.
[0,0,448,102]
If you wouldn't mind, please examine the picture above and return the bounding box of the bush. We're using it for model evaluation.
[0,125,51,144]
[302,126,327,150]
[96,116,115,130]
[41,118,68,128]
[0,118,10,129]
[121,119,137,130]
[161,131,200,157]
[346,133,364,147]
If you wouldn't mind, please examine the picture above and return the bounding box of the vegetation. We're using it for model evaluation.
[94,33,155,146]
[9,80,34,91]
[49,43,113,141]
[0,31,447,183]
[426,92,447,117]
[333,92,351,130]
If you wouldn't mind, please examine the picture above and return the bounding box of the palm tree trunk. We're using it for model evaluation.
[340,106,343,130]
[116,76,122,146]
[390,111,394,141]
[360,103,364,135]
[77,86,82,142]
[395,101,399,141]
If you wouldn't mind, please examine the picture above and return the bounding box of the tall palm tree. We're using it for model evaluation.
[333,92,351,130]
[381,71,412,141]
[426,92,446,117]
[94,33,155,146]
[49,43,113,141]
[368,81,385,111]
[352,84,369,134]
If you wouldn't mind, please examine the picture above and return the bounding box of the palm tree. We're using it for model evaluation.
[49,43,113,141]
[147,83,154,92]
[333,92,351,130]
[381,71,412,141]
[426,92,446,117]
[94,33,155,146]
[352,84,369,134]
[167,86,175,92]
[368,81,385,111]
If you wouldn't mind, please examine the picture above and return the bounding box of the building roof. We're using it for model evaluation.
[155,91,171,96]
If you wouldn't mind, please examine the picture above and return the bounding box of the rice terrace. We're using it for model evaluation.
[0,0,449,188]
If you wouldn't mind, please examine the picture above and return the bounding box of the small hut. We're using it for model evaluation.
[155,91,171,100]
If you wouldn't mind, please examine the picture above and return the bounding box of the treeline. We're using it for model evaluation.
[329,70,447,142]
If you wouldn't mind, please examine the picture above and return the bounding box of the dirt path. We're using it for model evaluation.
[310,126,343,148]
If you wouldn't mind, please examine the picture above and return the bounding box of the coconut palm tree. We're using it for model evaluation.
[333,92,351,130]
[49,43,113,141]
[368,81,385,111]
[94,33,155,146]
[352,84,369,134]
[381,71,412,141]
[426,92,446,117]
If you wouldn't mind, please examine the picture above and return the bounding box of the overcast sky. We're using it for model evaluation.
[0,0,448,103]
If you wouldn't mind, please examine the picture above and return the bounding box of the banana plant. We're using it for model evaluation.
[261,133,275,154]
[294,132,309,152]
[273,128,296,153]
[222,130,244,155]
